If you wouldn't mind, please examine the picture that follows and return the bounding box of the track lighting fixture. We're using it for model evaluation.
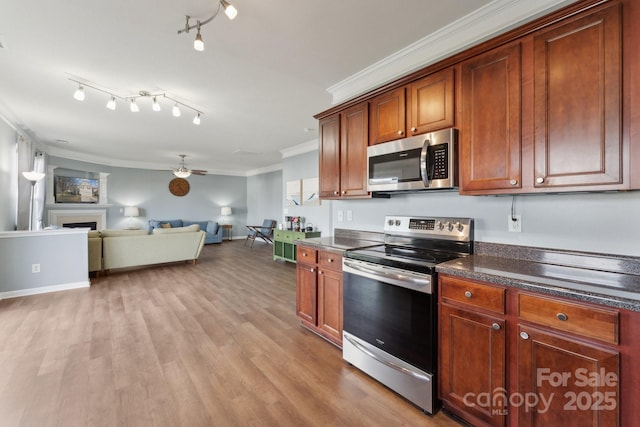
[73,85,85,101]
[177,0,238,51]
[172,103,181,117]
[106,96,117,111]
[69,78,203,125]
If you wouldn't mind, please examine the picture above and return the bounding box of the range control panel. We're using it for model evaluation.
[384,216,473,241]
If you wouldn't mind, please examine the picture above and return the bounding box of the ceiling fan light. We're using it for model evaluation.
[220,0,238,20]
[173,170,191,178]
[73,85,85,101]
[106,96,117,110]
[130,98,139,112]
[194,30,204,51]
[172,103,181,117]
[152,97,161,111]
[193,113,201,125]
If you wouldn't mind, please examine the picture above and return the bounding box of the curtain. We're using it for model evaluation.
[16,135,33,230]
[32,151,46,230]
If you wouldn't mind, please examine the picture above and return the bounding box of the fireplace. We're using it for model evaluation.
[62,221,98,230]
[48,209,107,230]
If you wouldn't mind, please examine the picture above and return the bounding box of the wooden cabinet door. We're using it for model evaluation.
[407,67,455,136]
[369,87,406,145]
[440,304,506,427]
[340,102,369,197]
[319,114,341,198]
[533,4,621,189]
[317,268,343,345]
[517,325,619,427]
[460,43,522,194]
[295,263,317,324]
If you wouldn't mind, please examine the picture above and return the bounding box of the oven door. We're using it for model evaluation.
[342,258,437,373]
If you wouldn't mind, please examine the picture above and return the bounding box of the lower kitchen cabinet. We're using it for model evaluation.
[438,274,634,427]
[295,245,343,347]
[439,276,507,427]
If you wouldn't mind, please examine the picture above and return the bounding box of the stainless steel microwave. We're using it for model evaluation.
[367,128,458,193]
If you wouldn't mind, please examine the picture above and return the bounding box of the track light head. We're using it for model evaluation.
[106,96,117,110]
[220,0,238,20]
[74,85,85,101]
[130,98,139,112]
[193,113,201,125]
[152,97,161,111]
[172,103,181,117]
[194,26,204,51]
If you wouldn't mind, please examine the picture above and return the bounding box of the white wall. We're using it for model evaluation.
[247,170,283,227]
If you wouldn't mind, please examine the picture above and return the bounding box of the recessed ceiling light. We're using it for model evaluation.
[54,139,70,145]
[303,127,316,132]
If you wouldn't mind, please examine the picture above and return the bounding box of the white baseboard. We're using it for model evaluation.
[0,281,90,300]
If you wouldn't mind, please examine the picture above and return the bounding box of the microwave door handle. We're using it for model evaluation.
[420,139,432,187]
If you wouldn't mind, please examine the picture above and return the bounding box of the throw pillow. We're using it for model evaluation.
[160,223,172,228]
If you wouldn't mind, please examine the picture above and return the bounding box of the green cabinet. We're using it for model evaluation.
[273,230,321,263]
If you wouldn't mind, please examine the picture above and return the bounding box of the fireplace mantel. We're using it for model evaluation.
[48,209,107,230]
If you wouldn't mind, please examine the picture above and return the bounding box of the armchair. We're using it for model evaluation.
[245,219,277,247]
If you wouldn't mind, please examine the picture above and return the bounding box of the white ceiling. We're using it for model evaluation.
[0,0,570,176]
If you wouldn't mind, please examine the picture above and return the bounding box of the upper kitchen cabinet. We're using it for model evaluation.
[369,87,406,145]
[533,3,621,190]
[319,102,369,199]
[407,67,455,136]
[459,42,523,194]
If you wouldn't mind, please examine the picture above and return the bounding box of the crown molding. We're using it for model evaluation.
[280,139,318,159]
[327,0,579,104]
[245,163,283,177]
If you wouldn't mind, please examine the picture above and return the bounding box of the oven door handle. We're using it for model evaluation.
[343,259,432,294]
[343,333,431,382]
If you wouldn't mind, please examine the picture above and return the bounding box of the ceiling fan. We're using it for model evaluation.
[172,154,207,178]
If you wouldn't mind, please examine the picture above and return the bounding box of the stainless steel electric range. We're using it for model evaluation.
[342,215,473,414]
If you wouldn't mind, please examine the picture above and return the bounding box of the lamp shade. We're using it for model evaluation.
[123,206,139,217]
[221,206,232,216]
[22,171,46,182]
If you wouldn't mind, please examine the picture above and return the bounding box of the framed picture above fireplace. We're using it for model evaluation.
[54,176,99,204]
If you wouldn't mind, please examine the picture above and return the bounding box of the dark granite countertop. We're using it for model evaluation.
[295,236,381,253]
[437,254,640,312]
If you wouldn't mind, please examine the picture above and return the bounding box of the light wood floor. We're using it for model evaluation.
[0,240,463,427]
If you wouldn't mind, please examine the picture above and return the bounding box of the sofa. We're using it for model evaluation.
[88,225,206,273]
[148,219,224,244]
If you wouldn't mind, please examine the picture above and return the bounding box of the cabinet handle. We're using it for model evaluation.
[464,290,472,298]
[520,331,529,340]
[411,127,417,132]
[397,130,403,135]
[556,312,568,321]
[510,179,518,186]
[492,323,501,331]
[536,177,545,184]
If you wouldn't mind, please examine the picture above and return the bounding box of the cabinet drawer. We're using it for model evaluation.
[518,293,619,344]
[296,246,317,264]
[318,251,342,272]
[274,230,288,241]
[440,276,505,314]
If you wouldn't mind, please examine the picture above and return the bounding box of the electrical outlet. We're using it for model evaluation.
[32,263,41,273]
[337,210,344,222]
[347,210,353,221]
[508,215,522,232]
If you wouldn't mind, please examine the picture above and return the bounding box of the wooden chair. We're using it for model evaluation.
[245,219,277,247]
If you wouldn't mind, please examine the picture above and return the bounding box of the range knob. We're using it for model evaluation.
[436,221,444,231]
[455,222,464,232]
[395,219,401,226]
[447,222,454,232]
[387,219,394,226]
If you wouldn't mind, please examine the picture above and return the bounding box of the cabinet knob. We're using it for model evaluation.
[411,127,417,132]
[536,177,545,184]
[310,268,315,273]
[520,331,529,340]
[342,190,346,195]
[302,253,307,257]
[397,130,403,135]
[510,179,518,186]
[464,290,472,298]
[556,312,568,321]
[492,323,501,331]
[328,258,333,263]
[333,190,339,195]
[318,270,323,275]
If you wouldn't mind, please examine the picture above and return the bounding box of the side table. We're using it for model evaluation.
[221,224,233,241]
